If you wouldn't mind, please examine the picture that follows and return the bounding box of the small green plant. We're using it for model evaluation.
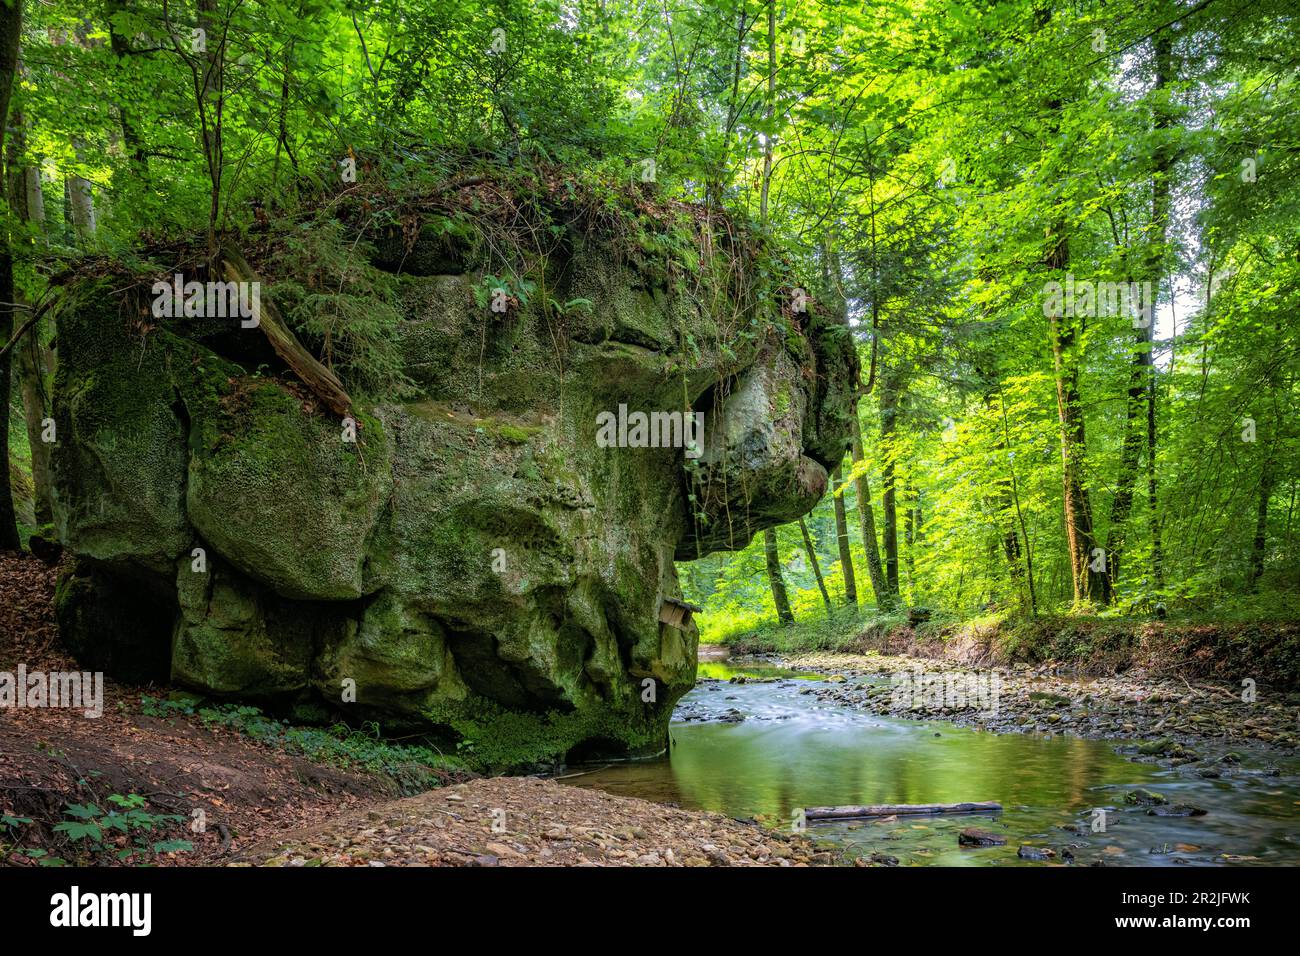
[139,694,467,794]
[473,273,536,311]
[50,795,192,863]
[140,691,203,718]
[546,296,593,319]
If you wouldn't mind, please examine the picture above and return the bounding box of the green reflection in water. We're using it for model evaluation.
[568,665,1300,866]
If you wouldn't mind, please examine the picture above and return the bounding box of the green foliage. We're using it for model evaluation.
[264,217,413,398]
[677,0,1299,635]
[140,693,466,794]
[48,796,190,865]
[4,0,1296,643]
[472,273,537,311]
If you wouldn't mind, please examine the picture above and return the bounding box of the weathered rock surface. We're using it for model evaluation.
[49,193,856,769]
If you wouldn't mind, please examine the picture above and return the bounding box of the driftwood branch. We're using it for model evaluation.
[804,802,1002,821]
[219,241,352,417]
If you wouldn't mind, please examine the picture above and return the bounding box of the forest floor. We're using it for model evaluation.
[0,551,830,867]
[722,605,1300,694]
[230,775,829,867]
[0,551,397,866]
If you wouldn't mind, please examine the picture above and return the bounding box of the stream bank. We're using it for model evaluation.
[787,650,1300,751]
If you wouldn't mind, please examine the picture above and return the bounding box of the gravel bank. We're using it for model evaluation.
[786,651,1300,755]
[234,776,834,867]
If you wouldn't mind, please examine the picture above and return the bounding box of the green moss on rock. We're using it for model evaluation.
[48,197,856,770]
[183,379,391,600]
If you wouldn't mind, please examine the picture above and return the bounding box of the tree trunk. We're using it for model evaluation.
[831,464,858,606]
[758,0,774,221]
[997,386,1038,615]
[1248,455,1274,591]
[825,227,890,611]
[764,527,795,625]
[220,242,352,416]
[1145,33,1173,592]
[1106,31,1172,593]
[1041,71,1109,605]
[880,374,901,599]
[107,0,147,175]
[68,139,96,240]
[197,0,225,257]
[0,0,24,550]
[903,480,918,597]
[799,518,833,614]
[1046,257,1110,605]
[849,412,890,608]
[1146,339,1164,590]
[7,103,51,524]
[1105,347,1145,589]
[1248,392,1280,591]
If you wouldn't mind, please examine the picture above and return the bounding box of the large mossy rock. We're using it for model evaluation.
[49,192,857,771]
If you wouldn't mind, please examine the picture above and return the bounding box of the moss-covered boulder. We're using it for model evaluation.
[183,379,392,600]
[49,285,191,573]
[49,186,857,770]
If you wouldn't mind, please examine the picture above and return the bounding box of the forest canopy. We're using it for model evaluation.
[1,0,1297,638]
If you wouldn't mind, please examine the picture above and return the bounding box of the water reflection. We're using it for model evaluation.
[567,663,1300,866]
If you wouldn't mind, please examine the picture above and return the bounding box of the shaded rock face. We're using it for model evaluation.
[49,216,856,770]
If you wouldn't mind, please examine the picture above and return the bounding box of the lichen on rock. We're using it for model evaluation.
[49,178,858,771]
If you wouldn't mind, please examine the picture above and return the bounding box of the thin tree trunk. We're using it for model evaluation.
[825,228,890,611]
[1105,345,1145,588]
[903,480,918,597]
[758,0,774,221]
[0,0,24,550]
[1248,455,1274,591]
[998,386,1038,615]
[831,464,858,606]
[23,164,42,223]
[709,7,748,206]
[68,151,96,240]
[220,242,352,416]
[1108,32,1172,593]
[1248,390,1280,590]
[7,104,51,524]
[1034,6,1109,607]
[1047,281,1110,604]
[196,0,224,257]
[799,518,833,613]
[107,0,146,175]
[1042,85,1109,603]
[850,413,889,608]
[764,527,795,625]
[1146,346,1164,590]
[1046,287,1109,602]
[272,39,299,195]
[1145,33,1173,591]
[880,374,901,598]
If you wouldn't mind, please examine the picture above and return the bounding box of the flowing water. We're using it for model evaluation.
[565,659,1300,866]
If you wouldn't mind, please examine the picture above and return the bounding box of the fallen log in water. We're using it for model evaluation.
[804,802,1002,821]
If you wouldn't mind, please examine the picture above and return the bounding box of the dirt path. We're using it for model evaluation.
[232,775,830,867]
